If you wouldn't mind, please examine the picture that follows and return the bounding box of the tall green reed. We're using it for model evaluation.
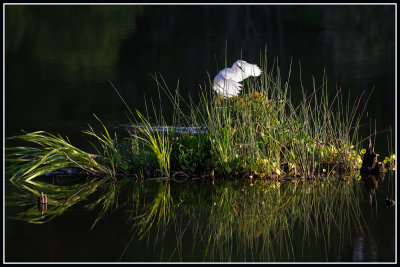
[130,110,172,177]
[83,114,124,178]
[6,131,112,181]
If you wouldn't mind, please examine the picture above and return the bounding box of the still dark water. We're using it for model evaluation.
[4,4,396,262]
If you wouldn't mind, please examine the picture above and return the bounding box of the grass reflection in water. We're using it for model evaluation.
[6,172,377,262]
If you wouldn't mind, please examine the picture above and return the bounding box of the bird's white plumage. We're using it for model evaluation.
[212,60,262,98]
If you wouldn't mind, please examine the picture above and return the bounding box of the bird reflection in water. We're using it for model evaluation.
[352,236,378,262]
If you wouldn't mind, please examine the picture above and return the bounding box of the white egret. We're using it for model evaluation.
[212,60,262,98]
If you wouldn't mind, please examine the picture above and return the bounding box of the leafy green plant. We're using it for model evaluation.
[171,134,211,174]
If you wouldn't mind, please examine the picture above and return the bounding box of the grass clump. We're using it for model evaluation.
[6,131,113,181]
[5,53,395,182]
[196,58,373,180]
[129,110,172,177]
